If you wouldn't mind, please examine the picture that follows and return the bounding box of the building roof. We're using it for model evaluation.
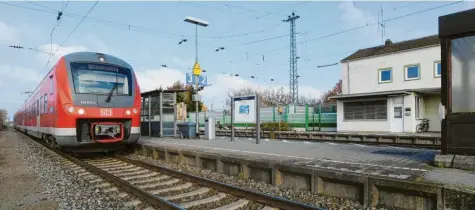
[329,88,441,100]
[141,89,188,97]
[341,35,440,62]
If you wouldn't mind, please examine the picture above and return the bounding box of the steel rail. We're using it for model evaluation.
[23,132,185,210]
[115,155,325,210]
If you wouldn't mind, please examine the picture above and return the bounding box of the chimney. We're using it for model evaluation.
[385,39,393,45]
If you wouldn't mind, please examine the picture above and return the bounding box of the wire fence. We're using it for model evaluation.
[182,103,337,132]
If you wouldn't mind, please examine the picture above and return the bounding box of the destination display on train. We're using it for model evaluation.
[88,64,119,72]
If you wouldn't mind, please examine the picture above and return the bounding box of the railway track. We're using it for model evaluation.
[27,134,323,210]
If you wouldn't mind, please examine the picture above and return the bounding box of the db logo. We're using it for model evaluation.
[100,109,112,116]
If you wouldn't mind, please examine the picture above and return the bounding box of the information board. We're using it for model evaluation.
[232,95,256,123]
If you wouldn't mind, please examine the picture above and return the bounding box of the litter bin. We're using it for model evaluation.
[177,122,197,138]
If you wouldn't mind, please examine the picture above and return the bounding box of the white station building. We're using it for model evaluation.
[330,35,441,133]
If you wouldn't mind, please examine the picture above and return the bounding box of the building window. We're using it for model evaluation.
[405,64,420,80]
[344,100,387,120]
[415,96,422,119]
[434,61,441,77]
[378,68,392,83]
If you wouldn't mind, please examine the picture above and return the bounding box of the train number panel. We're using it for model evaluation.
[100,108,113,117]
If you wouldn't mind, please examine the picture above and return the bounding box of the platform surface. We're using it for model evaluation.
[138,135,475,188]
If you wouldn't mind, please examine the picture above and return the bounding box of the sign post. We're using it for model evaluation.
[231,94,260,144]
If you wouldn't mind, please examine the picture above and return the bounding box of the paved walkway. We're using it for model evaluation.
[138,135,475,189]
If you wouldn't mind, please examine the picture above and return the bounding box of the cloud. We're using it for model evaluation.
[170,56,194,69]
[0,21,18,41]
[338,2,377,27]
[338,2,380,45]
[337,2,433,46]
[135,67,186,92]
[0,65,43,84]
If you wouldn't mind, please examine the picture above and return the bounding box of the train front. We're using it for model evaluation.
[57,52,141,151]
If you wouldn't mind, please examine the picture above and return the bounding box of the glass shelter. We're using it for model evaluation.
[140,89,181,137]
[439,8,475,155]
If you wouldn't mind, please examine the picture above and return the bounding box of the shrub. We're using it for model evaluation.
[260,121,292,131]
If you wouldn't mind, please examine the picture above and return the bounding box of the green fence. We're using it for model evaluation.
[183,104,337,132]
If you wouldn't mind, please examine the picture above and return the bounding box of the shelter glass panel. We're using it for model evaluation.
[451,35,475,113]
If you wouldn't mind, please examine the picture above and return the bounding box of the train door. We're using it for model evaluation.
[49,75,54,127]
[36,94,40,133]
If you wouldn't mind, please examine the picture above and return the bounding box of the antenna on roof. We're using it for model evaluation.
[378,4,386,45]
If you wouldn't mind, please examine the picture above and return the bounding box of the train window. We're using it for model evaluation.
[40,96,43,114]
[50,75,53,95]
[44,94,48,114]
[70,63,132,96]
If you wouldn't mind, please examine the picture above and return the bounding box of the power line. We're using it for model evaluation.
[301,1,427,34]
[226,0,461,65]
[221,1,428,48]
[45,0,99,67]
[178,1,261,18]
[2,1,279,41]
[222,3,287,17]
[3,43,53,55]
[223,1,308,36]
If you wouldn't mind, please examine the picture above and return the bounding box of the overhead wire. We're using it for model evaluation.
[226,0,462,65]
[3,1,282,41]
[221,1,308,36]
[45,0,100,67]
[301,0,428,34]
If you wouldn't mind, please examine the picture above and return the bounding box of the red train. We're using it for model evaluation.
[14,52,141,152]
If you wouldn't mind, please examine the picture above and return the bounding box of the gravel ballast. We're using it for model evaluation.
[13,131,136,210]
[129,153,389,210]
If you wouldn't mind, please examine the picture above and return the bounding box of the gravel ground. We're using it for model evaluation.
[129,153,388,210]
[13,131,137,210]
[0,130,57,210]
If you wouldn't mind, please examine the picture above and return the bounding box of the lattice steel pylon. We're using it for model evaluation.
[283,12,300,104]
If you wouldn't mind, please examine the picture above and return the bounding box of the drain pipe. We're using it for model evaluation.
[402,95,406,133]
[346,61,350,94]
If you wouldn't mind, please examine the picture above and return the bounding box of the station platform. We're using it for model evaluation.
[137,135,475,189]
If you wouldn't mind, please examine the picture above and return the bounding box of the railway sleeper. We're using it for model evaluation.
[136,178,180,190]
[150,182,193,195]
[210,199,249,210]
[129,175,169,185]
[163,188,210,201]
[179,192,227,209]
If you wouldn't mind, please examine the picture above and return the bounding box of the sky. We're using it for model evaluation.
[1,0,474,120]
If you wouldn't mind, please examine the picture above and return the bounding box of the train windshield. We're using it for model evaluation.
[70,63,132,95]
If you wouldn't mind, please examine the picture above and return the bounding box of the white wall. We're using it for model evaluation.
[342,45,441,95]
[423,95,442,132]
[336,100,390,132]
[336,93,424,133]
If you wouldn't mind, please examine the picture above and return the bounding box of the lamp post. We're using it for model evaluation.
[184,16,209,134]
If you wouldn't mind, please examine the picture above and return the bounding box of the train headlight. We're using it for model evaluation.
[125,110,131,115]
[133,109,138,114]
[67,107,75,113]
[95,125,101,134]
[78,108,85,115]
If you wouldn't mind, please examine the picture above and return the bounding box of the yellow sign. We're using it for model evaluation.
[192,62,202,75]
